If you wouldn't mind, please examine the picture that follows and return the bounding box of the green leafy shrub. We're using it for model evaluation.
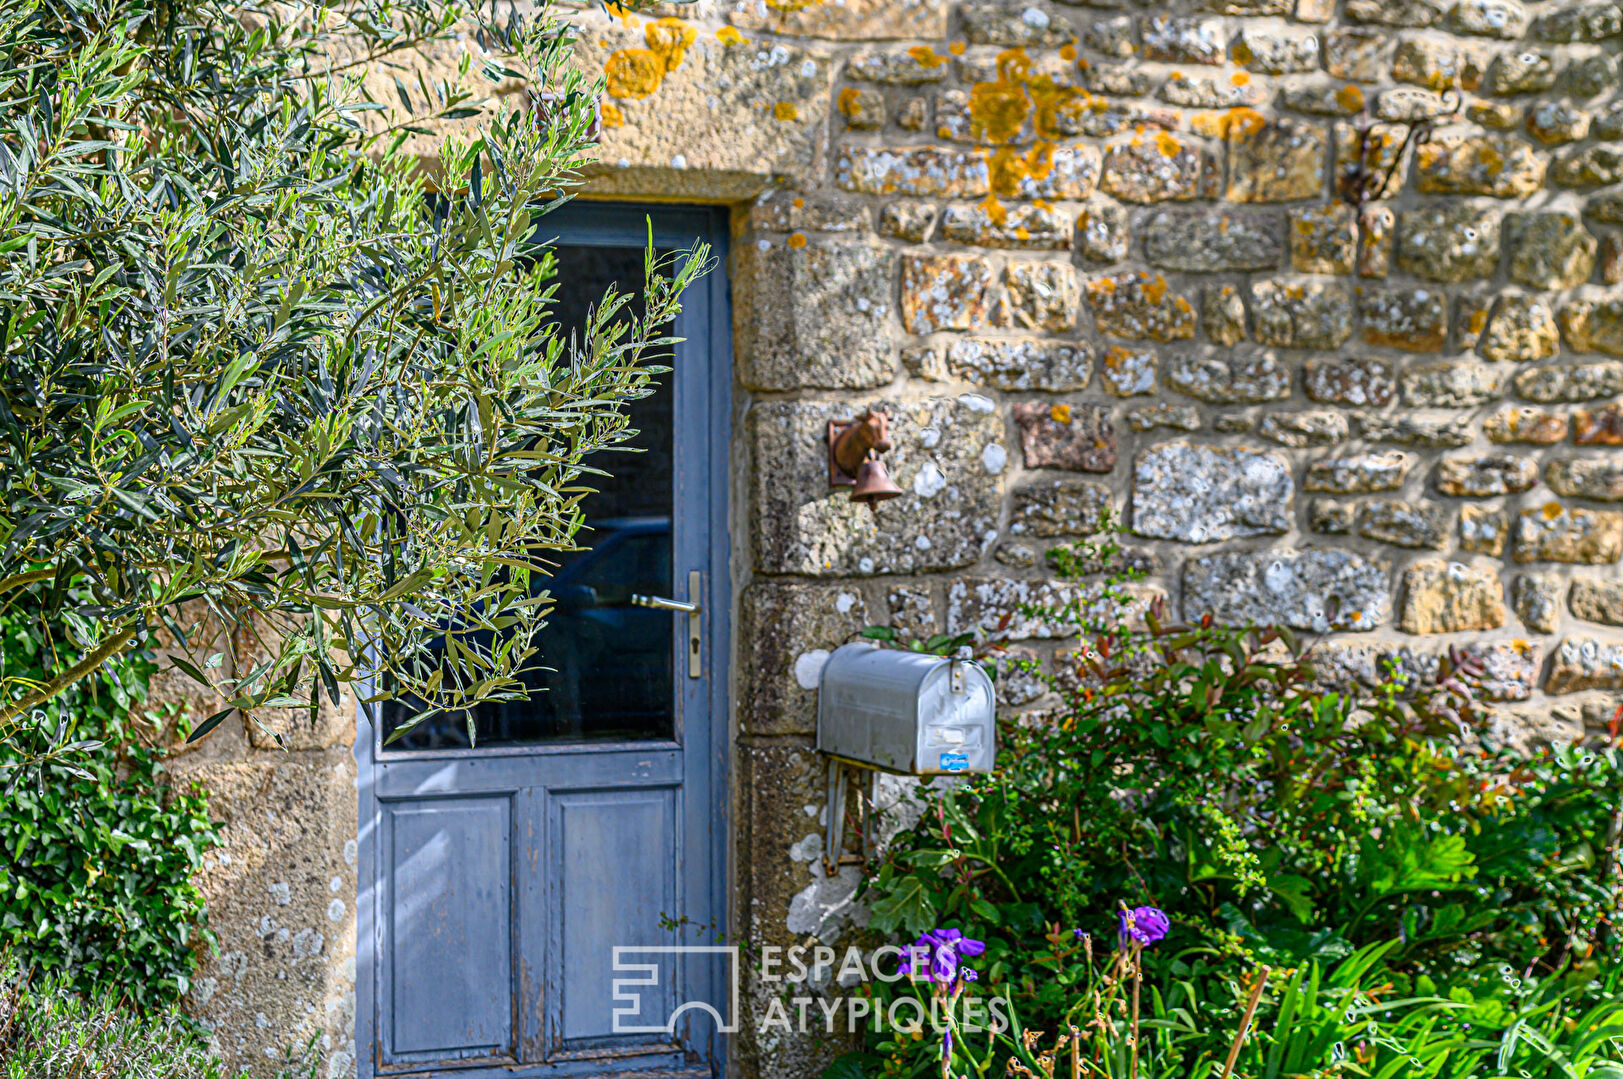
[0,606,220,1009]
[0,954,319,1078]
[850,534,1623,1075]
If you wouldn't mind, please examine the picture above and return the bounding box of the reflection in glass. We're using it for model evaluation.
[381,243,674,750]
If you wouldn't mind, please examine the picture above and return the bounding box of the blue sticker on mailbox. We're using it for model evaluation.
[939,752,969,773]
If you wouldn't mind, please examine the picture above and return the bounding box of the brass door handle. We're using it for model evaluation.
[632,571,703,678]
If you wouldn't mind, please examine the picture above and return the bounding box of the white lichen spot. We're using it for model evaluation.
[858,557,876,573]
[835,591,857,614]
[915,535,932,551]
[670,153,688,169]
[328,875,342,894]
[793,649,831,689]
[958,393,995,413]
[788,832,824,862]
[326,898,345,923]
[981,443,1008,474]
[912,461,947,498]
[342,839,358,867]
[799,58,817,78]
[269,881,291,906]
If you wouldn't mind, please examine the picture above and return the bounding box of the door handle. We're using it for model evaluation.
[631,570,703,678]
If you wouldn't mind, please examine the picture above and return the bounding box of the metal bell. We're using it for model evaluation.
[850,457,903,514]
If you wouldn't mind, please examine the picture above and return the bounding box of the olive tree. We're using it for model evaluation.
[0,0,706,749]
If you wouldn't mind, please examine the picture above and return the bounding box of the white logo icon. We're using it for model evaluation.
[611,945,740,1035]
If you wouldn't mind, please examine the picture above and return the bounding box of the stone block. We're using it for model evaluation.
[1575,404,1623,444]
[1085,271,1197,340]
[1258,410,1350,447]
[879,201,938,242]
[1507,212,1598,288]
[728,0,949,39]
[1250,279,1354,348]
[1514,360,1623,401]
[1165,71,1270,107]
[836,146,990,197]
[748,397,1005,576]
[1356,415,1472,448]
[847,47,952,84]
[1183,548,1390,630]
[1531,1,1623,41]
[945,577,1163,640]
[747,191,869,234]
[1527,102,1591,146]
[1233,27,1321,73]
[1551,145,1623,187]
[1227,117,1328,202]
[1305,451,1413,492]
[1290,204,1357,274]
[1514,571,1564,632]
[887,585,937,642]
[1309,497,1357,533]
[1128,404,1202,431]
[1010,479,1114,537]
[1077,202,1130,262]
[1545,637,1623,693]
[1280,79,1370,116]
[1348,0,1447,25]
[1138,15,1226,63]
[1324,28,1392,79]
[1358,500,1450,548]
[961,0,1076,45]
[1486,49,1557,94]
[1569,577,1623,625]
[1391,38,1490,90]
[999,262,1081,331]
[1478,295,1560,361]
[1514,504,1623,563]
[837,86,884,129]
[1204,285,1249,345]
[738,582,871,736]
[1144,209,1284,272]
[1558,298,1623,356]
[1132,442,1292,542]
[1399,559,1506,633]
[173,748,357,1077]
[1450,0,1530,36]
[1415,135,1546,197]
[946,338,1092,392]
[1397,204,1502,282]
[1401,361,1505,407]
[1100,346,1158,397]
[1434,454,1539,496]
[1547,458,1623,500]
[940,201,1070,249]
[1484,406,1568,443]
[1165,352,1292,403]
[901,253,994,332]
[576,23,833,197]
[1460,504,1510,554]
[1100,134,1215,203]
[737,236,895,391]
[1305,355,1396,405]
[1359,205,1396,278]
[1014,402,1117,472]
[1360,286,1449,350]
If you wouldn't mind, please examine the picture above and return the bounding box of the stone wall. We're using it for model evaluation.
[570,0,1620,1074]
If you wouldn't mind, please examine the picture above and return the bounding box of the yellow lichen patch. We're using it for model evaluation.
[1544,502,1563,520]
[793,196,805,208]
[766,0,820,9]
[716,25,746,45]
[1050,404,1073,425]
[1190,110,1225,138]
[1335,84,1365,112]
[773,101,800,121]
[600,101,626,129]
[979,193,1008,226]
[1142,273,1170,304]
[907,44,946,68]
[1154,131,1182,158]
[1230,71,1251,86]
[989,142,1055,198]
[786,232,808,249]
[837,87,864,117]
[605,17,696,101]
[1059,43,1077,62]
[949,40,966,55]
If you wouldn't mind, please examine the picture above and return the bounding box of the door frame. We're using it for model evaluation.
[354,200,733,1078]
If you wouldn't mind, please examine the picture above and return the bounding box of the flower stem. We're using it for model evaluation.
[1219,965,1272,1079]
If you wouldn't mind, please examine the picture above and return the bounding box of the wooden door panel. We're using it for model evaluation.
[383,797,514,1062]
[551,787,679,1047]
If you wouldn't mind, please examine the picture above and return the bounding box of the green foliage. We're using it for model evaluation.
[0,954,320,1078]
[0,0,709,746]
[0,605,219,1010]
[850,529,1623,1077]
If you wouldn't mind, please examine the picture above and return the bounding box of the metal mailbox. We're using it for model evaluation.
[816,642,996,776]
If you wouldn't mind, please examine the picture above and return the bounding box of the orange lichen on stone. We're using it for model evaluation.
[1222,107,1268,138]
[774,101,800,121]
[1060,43,1077,61]
[1154,132,1182,158]
[786,232,808,249]
[1468,308,1489,335]
[908,45,946,68]
[949,41,967,55]
[793,197,805,208]
[766,0,820,9]
[989,142,1055,198]
[600,101,625,128]
[1050,404,1073,424]
[837,87,864,116]
[1544,502,1563,520]
[1231,71,1250,86]
[716,25,745,45]
[604,17,696,101]
[1335,84,1365,112]
[979,193,1009,226]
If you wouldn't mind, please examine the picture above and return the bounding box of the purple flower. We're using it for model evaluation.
[962,967,978,982]
[1072,927,1086,941]
[1119,906,1170,947]
[898,928,987,983]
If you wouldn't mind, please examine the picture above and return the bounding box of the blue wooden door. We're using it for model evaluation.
[355,204,731,1079]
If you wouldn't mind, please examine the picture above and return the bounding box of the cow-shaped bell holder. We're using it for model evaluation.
[828,408,903,514]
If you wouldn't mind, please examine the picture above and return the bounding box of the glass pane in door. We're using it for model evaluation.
[381,243,674,750]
